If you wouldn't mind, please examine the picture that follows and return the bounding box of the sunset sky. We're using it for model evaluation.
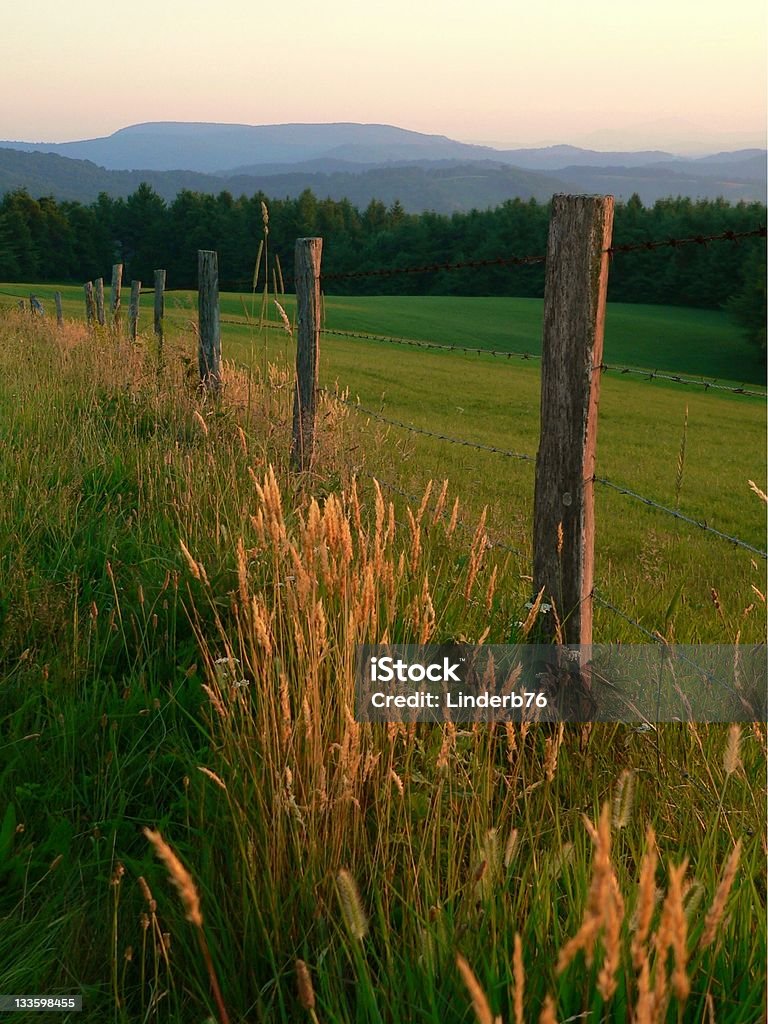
[2,0,765,152]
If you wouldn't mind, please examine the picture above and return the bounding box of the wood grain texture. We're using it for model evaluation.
[110,263,123,327]
[54,291,63,326]
[84,281,96,326]
[197,251,221,393]
[533,194,614,645]
[291,238,323,471]
[153,269,165,351]
[94,277,106,327]
[128,280,141,341]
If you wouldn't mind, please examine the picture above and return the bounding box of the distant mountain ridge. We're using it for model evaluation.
[0,122,765,212]
[0,120,722,174]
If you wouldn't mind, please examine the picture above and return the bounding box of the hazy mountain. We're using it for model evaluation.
[0,121,704,174]
[552,158,766,205]
[0,147,573,211]
[0,122,503,173]
[0,123,764,211]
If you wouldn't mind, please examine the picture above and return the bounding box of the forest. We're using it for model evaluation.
[0,185,765,351]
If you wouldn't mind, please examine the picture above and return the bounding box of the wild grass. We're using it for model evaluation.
[0,309,764,1023]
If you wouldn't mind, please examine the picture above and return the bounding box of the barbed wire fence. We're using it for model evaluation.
[7,203,763,649]
[287,201,766,650]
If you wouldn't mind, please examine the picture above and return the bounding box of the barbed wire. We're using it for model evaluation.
[322,389,536,463]
[321,326,539,360]
[598,363,765,398]
[593,590,757,706]
[320,252,547,282]
[321,326,765,398]
[606,225,766,258]
[594,475,767,558]
[249,223,765,285]
[593,590,665,643]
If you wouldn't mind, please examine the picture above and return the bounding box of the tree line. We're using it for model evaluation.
[0,184,765,351]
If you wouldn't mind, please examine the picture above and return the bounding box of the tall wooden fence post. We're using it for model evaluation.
[533,193,614,646]
[84,281,96,327]
[154,269,166,356]
[54,291,63,327]
[94,278,106,327]
[291,237,323,472]
[128,280,141,341]
[197,251,221,393]
[111,263,123,329]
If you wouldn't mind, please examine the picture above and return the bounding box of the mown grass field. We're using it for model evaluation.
[0,289,765,1023]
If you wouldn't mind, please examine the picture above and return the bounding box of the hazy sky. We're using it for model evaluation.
[1,0,765,152]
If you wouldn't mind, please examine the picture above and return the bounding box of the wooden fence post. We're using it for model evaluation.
[197,251,221,393]
[29,294,45,316]
[111,263,123,329]
[54,291,63,327]
[533,193,614,646]
[291,237,323,472]
[128,280,141,341]
[84,282,96,326]
[94,278,106,327]
[154,269,165,355]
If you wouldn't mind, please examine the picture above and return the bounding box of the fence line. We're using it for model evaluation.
[2,197,761,651]
[321,326,765,399]
[320,252,546,282]
[329,386,766,559]
[594,476,767,558]
[598,363,765,398]
[606,225,766,258]
[312,223,764,283]
[325,389,535,463]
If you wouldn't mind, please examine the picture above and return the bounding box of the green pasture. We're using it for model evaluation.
[1,283,765,384]
[1,282,765,642]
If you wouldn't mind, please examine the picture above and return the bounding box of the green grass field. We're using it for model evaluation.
[2,282,766,383]
[1,283,765,644]
[0,289,765,1023]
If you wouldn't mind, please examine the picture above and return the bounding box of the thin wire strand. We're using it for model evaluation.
[320,252,546,282]
[599,363,765,398]
[323,389,535,463]
[607,225,766,258]
[594,476,767,558]
[321,326,764,398]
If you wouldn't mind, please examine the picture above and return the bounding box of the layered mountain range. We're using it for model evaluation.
[0,122,764,212]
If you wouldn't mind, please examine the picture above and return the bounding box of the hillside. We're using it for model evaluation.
[0,121,680,173]
[1,145,766,212]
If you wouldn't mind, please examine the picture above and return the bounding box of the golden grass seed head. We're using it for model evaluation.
[456,953,494,1024]
[336,868,368,941]
[295,959,315,1010]
[143,828,203,928]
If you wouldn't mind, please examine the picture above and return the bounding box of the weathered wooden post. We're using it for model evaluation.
[533,194,614,646]
[54,291,64,327]
[291,237,323,472]
[29,294,45,316]
[94,278,106,327]
[84,282,96,326]
[111,263,123,329]
[153,269,166,354]
[197,251,221,393]
[128,280,141,341]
